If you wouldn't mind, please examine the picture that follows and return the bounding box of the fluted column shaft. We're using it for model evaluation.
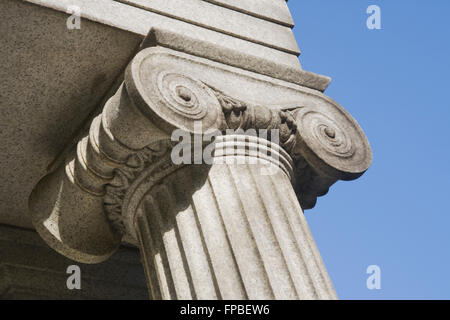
[133,135,337,300]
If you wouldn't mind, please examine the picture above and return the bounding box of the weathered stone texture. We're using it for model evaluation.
[2,0,372,300]
[28,47,371,299]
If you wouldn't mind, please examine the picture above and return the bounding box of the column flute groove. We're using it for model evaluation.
[137,196,176,299]
[267,172,335,299]
[203,177,248,299]
[190,200,224,299]
[248,165,315,299]
[228,163,297,299]
[282,177,338,298]
[136,209,163,300]
[206,162,276,299]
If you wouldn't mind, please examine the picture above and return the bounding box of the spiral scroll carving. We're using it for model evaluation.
[157,71,211,120]
[125,56,224,135]
[294,102,372,181]
[305,112,354,157]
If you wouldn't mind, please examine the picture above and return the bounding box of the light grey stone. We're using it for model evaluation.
[202,0,294,27]
[2,0,372,300]
[134,135,337,299]
[28,47,371,299]
[0,0,142,229]
[140,28,330,91]
[112,0,299,54]
[25,0,302,66]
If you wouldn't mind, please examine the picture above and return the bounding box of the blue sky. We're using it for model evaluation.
[288,1,450,299]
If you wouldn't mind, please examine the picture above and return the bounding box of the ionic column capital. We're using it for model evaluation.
[29,46,372,264]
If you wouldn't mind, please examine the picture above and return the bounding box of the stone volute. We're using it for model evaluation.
[29,46,372,299]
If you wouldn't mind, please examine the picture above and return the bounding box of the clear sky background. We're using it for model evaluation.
[288,1,450,299]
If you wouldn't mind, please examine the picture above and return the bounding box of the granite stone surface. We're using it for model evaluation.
[200,0,294,26]
[28,47,371,299]
[25,0,302,69]
[0,0,142,228]
[2,0,372,300]
[114,0,299,54]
